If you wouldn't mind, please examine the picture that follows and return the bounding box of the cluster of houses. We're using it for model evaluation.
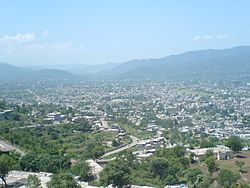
[20,81,250,144]
[43,112,66,124]
[135,136,166,159]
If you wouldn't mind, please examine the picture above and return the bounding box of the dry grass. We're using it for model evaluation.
[191,151,250,187]
[218,152,250,181]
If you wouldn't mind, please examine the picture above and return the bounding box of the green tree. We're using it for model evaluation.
[156,146,186,158]
[218,169,239,188]
[26,174,42,188]
[150,158,169,179]
[200,140,215,148]
[91,146,105,159]
[184,168,203,188]
[20,153,71,173]
[197,177,210,188]
[47,172,80,188]
[20,152,39,172]
[112,140,120,147]
[225,136,243,154]
[100,155,132,188]
[0,154,15,187]
[205,156,218,175]
[71,161,93,181]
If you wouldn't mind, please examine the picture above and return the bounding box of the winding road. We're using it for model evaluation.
[101,135,139,158]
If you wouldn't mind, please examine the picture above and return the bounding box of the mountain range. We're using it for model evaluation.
[1,46,250,82]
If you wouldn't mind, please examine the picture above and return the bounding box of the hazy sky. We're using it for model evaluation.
[1,0,250,66]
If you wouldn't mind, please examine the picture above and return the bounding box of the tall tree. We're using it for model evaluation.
[184,168,203,188]
[90,146,104,159]
[150,158,169,179]
[71,161,93,181]
[0,154,15,187]
[100,153,135,188]
[225,136,243,154]
[205,156,218,175]
[47,172,80,188]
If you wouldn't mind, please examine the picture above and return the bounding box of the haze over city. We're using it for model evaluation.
[1,0,250,66]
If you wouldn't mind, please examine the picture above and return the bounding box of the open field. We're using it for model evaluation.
[218,152,250,181]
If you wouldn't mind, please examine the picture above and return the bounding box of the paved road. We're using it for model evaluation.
[11,123,58,130]
[0,140,25,155]
[11,124,41,130]
[101,135,139,158]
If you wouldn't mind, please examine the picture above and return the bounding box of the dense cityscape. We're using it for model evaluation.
[0,80,250,187]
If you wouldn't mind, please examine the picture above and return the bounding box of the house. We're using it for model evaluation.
[44,112,66,124]
[217,151,231,160]
[43,117,54,124]
[189,145,233,161]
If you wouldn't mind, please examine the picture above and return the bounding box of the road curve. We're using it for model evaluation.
[101,135,139,158]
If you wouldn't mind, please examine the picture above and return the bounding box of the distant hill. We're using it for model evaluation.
[1,46,250,82]
[0,63,76,82]
[0,63,29,81]
[96,46,250,81]
[32,63,119,75]
[57,63,119,75]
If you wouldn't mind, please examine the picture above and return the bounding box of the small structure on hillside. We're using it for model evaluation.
[188,145,233,161]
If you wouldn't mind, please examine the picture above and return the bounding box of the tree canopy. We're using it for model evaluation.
[100,152,136,187]
[71,161,93,181]
[218,169,239,188]
[0,154,16,187]
[205,156,218,175]
[47,172,80,188]
[225,136,243,154]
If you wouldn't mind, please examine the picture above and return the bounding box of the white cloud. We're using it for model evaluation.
[193,36,201,41]
[0,33,35,44]
[42,30,50,37]
[193,34,213,41]
[193,34,235,41]
[203,35,213,40]
[215,34,236,40]
[28,41,71,51]
[22,41,85,53]
[0,32,85,55]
